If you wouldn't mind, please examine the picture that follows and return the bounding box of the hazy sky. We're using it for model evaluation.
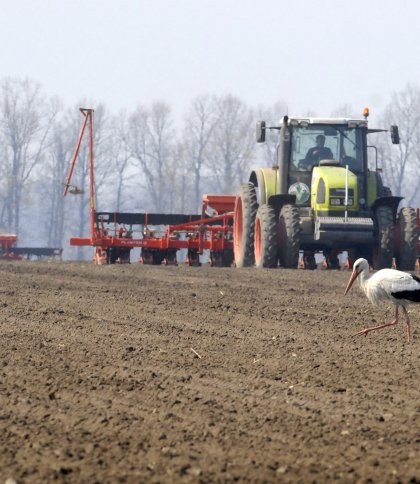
[1,0,420,121]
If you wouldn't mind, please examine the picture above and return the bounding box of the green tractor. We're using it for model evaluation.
[233,110,418,270]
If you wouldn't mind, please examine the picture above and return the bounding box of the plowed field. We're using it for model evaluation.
[1,261,420,483]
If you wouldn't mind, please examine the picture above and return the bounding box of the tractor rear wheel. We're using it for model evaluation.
[373,205,395,269]
[278,204,301,268]
[395,207,418,271]
[233,183,258,267]
[254,204,278,268]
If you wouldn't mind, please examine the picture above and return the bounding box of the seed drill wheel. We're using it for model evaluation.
[324,250,340,270]
[372,205,395,269]
[210,250,234,267]
[254,204,278,268]
[186,249,201,267]
[278,204,301,269]
[163,250,178,266]
[233,183,258,267]
[301,251,317,270]
[140,249,164,265]
[118,249,131,264]
[140,249,153,264]
[94,247,108,265]
[395,207,419,271]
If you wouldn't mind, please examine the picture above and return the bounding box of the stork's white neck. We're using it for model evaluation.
[357,266,370,291]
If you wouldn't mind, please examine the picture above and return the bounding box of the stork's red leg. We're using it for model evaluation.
[353,307,399,337]
[401,306,411,343]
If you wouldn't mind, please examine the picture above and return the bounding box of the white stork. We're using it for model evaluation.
[344,258,420,342]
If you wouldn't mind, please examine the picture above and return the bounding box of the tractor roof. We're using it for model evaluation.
[287,117,368,127]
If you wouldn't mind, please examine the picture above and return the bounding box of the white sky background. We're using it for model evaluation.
[1,0,419,122]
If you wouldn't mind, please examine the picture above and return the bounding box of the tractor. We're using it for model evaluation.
[233,109,419,270]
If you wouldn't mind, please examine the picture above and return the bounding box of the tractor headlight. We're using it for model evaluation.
[330,198,341,206]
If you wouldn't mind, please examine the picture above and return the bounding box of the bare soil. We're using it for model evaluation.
[1,261,420,483]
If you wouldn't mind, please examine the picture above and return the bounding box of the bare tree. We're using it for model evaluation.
[0,78,57,235]
[379,84,420,205]
[330,104,358,118]
[127,101,175,212]
[42,110,73,247]
[254,100,289,168]
[104,111,132,212]
[206,95,255,194]
[182,95,219,211]
[165,141,196,214]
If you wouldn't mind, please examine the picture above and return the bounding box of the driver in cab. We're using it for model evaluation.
[299,134,333,170]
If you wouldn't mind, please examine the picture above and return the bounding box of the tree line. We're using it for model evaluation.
[0,77,419,259]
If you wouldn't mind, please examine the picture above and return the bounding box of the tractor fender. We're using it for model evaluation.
[367,171,393,202]
[249,167,279,205]
[371,196,403,222]
[367,171,382,205]
[267,194,296,217]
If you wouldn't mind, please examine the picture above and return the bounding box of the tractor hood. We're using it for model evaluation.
[311,165,358,215]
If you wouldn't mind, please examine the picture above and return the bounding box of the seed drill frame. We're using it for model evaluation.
[64,109,235,266]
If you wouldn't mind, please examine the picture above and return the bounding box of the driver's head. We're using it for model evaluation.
[316,134,326,147]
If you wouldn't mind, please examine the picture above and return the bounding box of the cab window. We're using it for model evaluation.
[290,125,363,173]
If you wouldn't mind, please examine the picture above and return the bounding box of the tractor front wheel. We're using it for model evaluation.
[278,204,301,268]
[233,184,258,267]
[395,207,418,271]
[254,204,278,268]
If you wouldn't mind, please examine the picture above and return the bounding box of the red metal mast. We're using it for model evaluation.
[63,108,96,240]
[88,109,96,239]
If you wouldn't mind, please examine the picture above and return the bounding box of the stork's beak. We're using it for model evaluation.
[344,269,359,295]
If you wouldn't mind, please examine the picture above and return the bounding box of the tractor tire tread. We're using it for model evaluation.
[395,207,418,271]
[234,183,258,267]
[278,204,301,269]
[255,204,278,268]
[374,205,395,269]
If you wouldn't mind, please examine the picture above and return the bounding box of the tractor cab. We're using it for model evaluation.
[287,119,366,209]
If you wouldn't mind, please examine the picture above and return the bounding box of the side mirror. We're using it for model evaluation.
[256,121,266,143]
[390,125,400,144]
